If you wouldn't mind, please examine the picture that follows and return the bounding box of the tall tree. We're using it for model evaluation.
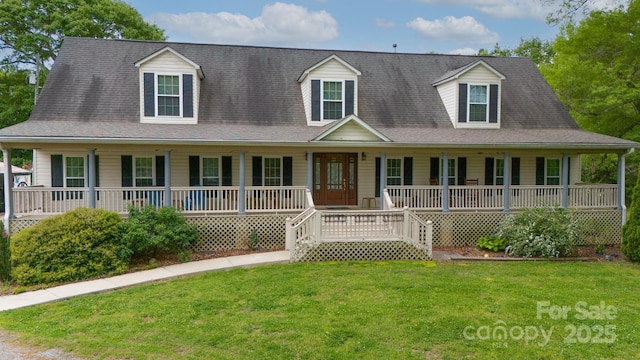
[0,0,166,70]
[544,0,628,24]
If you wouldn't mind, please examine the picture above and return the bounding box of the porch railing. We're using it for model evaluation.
[387,184,619,210]
[12,186,310,216]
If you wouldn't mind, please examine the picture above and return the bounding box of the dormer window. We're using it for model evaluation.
[458,83,499,125]
[469,85,488,122]
[157,75,181,116]
[323,81,343,120]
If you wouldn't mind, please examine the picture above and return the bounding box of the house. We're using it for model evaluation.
[0,37,635,259]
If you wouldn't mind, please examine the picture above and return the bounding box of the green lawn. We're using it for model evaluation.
[0,261,639,359]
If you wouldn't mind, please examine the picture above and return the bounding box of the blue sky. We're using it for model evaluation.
[125,0,564,55]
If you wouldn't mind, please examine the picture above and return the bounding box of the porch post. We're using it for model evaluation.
[503,152,510,212]
[562,153,569,209]
[306,151,313,191]
[88,148,96,208]
[380,152,386,210]
[238,151,246,216]
[164,150,171,207]
[442,152,449,213]
[618,152,626,222]
[3,148,13,233]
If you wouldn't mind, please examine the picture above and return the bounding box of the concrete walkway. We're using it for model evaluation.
[0,251,291,312]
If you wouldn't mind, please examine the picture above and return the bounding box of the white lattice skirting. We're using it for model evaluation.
[9,209,622,253]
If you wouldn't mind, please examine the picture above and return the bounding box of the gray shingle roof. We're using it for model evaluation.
[0,37,635,150]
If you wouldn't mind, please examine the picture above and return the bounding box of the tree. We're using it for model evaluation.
[543,0,628,24]
[0,68,36,166]
[0,0,166,70]
[622,173,640,261]
[477,38,555,66]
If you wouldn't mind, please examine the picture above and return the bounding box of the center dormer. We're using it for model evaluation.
[298,54,361,126]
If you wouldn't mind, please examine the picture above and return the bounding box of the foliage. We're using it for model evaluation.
[544,0,627,25]
[10,208,127,286]
[0,68,35,166]
[0,0,166,69]
[476,235,507,252]
[119,206,199,262]
[498,207,577,257]
[477,37,556,65]
[0,262,639,359]
[0,223,10,282]
[622,174,640,261]
[248,229,260,249]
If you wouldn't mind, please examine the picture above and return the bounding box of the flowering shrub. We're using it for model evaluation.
[498,207,576,258]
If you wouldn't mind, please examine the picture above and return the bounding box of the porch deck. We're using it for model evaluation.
[8,184,620,217]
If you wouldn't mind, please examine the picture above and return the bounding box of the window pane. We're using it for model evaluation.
[158,96,180,116]
[546,159,560,185]
[66,157,84,187]
[495,159,504,186]
[264,158,281,186]
[448,159,456,185]
[202,158,219,186]
[323,81,342,120]
[135,157,153,187]
[469,104,487,121]
[469,85,487,103]
[157,75,179,95]
[323,81,342,100]
[387,158,402,186]
[157,75,180,116]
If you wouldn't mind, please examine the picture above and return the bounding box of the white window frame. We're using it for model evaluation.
[263,157,282,186]
[387,158,403,186]
[65,156,85,188]
[441,158,457,186]
[545,158,561,185]
[321,80,344,121]
[156,73,182,117]
[134,156,154,187]
[201,157,221,186]
[495,158,505,186]
[468,84,488,123]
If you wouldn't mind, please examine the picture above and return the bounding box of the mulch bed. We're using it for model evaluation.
[435,244,626,262]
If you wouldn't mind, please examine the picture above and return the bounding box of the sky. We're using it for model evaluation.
[124,0,570,55]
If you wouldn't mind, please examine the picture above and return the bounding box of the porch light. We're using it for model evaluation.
[361,152,366,161]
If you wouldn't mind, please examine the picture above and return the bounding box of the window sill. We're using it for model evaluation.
[141,117,198,125]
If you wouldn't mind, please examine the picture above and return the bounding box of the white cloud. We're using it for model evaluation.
[375,18,396,28]
[147,2,338,46]
[449,47,478,55]
[406,16,499,45]
[417,0,549,20]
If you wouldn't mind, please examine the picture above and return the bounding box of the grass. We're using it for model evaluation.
[0,261,639,359]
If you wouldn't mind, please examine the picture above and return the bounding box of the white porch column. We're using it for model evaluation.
[618,152,627,223]
[3,148,13,233]
[442,152,449,213]
[88,149,96,208]
[238,151,246,216]
[562,153,569,209]
[379,152,386,210]
[503,152,510,212]
[306,151,313,191]
[164,150,171,207]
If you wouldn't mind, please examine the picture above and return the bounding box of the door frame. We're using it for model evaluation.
[313,153,358,206]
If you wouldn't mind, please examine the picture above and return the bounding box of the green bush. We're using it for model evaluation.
[11,208,127,286]
[498,207,577,258]
[119,206,199,262]
[622,175,640,262]
[0,222,10,282]
[477,235,507,252]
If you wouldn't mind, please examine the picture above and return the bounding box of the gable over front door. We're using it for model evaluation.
[313,153,358,206]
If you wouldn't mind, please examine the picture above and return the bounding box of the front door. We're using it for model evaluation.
[314,153,357,206]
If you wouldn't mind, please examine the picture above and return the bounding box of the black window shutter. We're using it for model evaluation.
[485,157,494,185]
[375,157,381,197]
[457,157,467,185]
[51,155,63,187]
[189,156,200,186]
[311,80,321,121]
[252,156,263,186]
[345,80,355,116]
[121,155,133,187]
[283,157,293,186]
[222,156,232,186]
[512,157,521,185]
[430,157,440,184]
[156,156,165,187]
[458,83,467,123]
[183,74,193,118]
[403,157,413,185]
[489,84,499,123]
[143,73,155,117]
[536,157,545,185]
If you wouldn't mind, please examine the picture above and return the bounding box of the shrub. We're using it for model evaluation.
[498,207,577,258]
[477,235,507,252]
[0,222,10,282]
[11,208,127,286]
[119,206,199,262]
[622,175,640,262]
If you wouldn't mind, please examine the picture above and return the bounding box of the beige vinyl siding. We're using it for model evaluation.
[300,79,311,124]
[138,51,199,124]
[458,65,502,83]
[322,121,382,141]
[435,81,457,124]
